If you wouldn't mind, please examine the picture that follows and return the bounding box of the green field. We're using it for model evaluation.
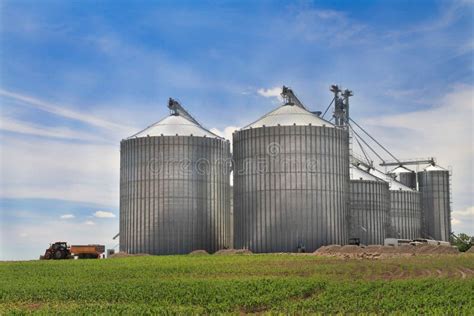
[1,254,473,314]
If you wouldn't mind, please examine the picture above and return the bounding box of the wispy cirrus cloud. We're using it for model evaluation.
[0,89,133,132]
[93,211,116,218]
[0,115,109,143]
[289,7,368,45]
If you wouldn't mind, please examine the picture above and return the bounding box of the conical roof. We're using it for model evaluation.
[424,164,446,172]
[127,99,221,139]
[350,164,384,182]
[242,104,333,130]
[369,168,413,191]
[390,165,414,174]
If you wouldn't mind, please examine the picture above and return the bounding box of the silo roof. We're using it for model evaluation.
[369,168,413,191]
[242,104,333,130]
[350,164,384,182]
[424,164,446,172]
[127,99,222,139]
[390,166,414,174]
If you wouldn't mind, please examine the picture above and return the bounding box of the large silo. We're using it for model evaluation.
[369,168,422,240]
[120,99,231,255]
[418,165,451,241]
[233,96,350,253]
[349,165,390,245]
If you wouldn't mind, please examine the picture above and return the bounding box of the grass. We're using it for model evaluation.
[0,254,473,314]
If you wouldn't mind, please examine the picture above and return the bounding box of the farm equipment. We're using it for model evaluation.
[40,242,105,260]
[40,241,72,260]
[71,244,105,259]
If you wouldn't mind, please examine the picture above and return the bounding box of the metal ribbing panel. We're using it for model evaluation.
[398,172,417,190]
[418,170,451,241]
[349,180,390,245]
[233,125,349,253]
[388,190,421,240]
[119,136,230,254]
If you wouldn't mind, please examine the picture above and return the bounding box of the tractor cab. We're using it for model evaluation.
[52,242,68,249]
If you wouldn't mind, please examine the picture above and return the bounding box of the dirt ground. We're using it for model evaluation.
[313,244,460,259]
[109,252,151,258]
[214,249,253,255]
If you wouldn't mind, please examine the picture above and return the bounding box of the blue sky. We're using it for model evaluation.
[1,0,473,260]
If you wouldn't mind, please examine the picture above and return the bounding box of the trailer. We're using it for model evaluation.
[70,245,105,259]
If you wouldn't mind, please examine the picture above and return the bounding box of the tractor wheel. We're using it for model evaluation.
[44,252,52,260]
[54,250,65,259]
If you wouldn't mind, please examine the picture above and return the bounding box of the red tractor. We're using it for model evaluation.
[40,241,72,260]
[40,242,105,260]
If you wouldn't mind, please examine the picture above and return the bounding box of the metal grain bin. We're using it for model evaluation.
[389,189,422,239]
[418,165,451,241]
[349,165,390,245]
[119,99,231,255]
[233,102,350,253]
[389,166,417,189]
[369,168,422,240]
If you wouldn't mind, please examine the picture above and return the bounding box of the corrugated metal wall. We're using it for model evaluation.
[389,190,421,240]
[119,136,231,254]
[233,125,350,253]
[398,172,417,190]
[418,170,451,241]
[349,180,390,245]
[228,186,234,249]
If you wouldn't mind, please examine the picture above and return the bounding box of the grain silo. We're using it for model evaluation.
[233,87,350,253]
[388,189,422,240]
[349,165,390,245]
[418,164,451,241]
[119,98,231,255]
[389,165,417,189]
[369,168,422,240]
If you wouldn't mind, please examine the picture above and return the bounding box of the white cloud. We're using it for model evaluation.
[360,84,473,235]
[290,8,367,45]
[0,136,119,206]
[257,87,283,101]
[60,214,75,219]
[84,220,96,225]
[452,206,474,217]
[451,206,474,235]
[93,211,116,218]
[0,89,133,132]
[210,126,240,141]
[0,116,109,143]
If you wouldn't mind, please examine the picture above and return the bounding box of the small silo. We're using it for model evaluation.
[233,94,350,253]
[120,99,231,255]
[388,188,422,240]
[417,165,451,241]
[349,165,390,245]
[369,168,422,240]
[389,166,417,189]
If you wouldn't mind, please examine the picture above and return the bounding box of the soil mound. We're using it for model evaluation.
[313,243,459,260]
[109,252,151,258]
[189,250,209,255]
[214,249,253,255]
[313,245,341,254]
